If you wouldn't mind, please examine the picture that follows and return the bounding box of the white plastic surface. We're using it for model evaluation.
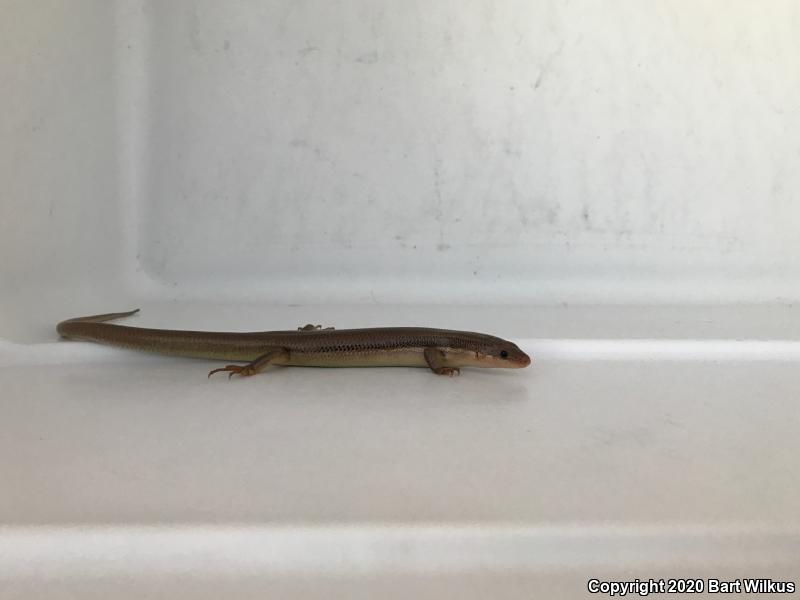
[2,1,800,598]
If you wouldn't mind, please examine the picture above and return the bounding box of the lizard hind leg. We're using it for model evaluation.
[208,348,289,379]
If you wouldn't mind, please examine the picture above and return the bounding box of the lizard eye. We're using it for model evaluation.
[500,350,509,359]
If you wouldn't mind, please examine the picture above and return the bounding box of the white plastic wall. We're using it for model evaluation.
[3,1,800,310]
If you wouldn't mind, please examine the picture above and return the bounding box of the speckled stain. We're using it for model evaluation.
[431,157,447,247]
[582,206,591,228]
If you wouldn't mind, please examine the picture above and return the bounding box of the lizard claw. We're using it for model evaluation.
[208,364,254,379]
[433,367,460,377]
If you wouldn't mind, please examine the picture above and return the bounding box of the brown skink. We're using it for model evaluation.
[57,309,531,377]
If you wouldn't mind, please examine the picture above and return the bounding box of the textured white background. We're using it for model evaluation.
[2,1,800,304]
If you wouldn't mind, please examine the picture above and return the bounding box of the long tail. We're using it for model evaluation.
[56,309,140,338]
